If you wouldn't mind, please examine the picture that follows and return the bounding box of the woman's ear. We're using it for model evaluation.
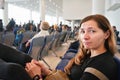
[104,30,110,39]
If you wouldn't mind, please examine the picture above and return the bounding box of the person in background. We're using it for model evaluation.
[25,14,118,80]
[0,19,4,32]
[113,26,119,37]
[25,21,50,47]
[14,27,25,46]
[59,25,68,43]
[112,26,120,43]
[51,24,59,35]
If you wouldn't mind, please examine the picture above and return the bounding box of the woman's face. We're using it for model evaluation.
[79,20,109,50]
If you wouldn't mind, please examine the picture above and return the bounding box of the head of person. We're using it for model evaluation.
[112,26,117,31]
[54,24,58,30]
[62,25,68,31]
[40,21,50,30]
[75,14,117,64]
[112,26,119,37]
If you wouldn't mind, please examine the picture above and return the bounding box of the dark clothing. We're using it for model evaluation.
[0,43,32,67]
[60,31,67,43]
[68,40,79,50]
[69,51,118,80]
[0,19,3,32]
[0,60,32,80]
[0,43,32,80]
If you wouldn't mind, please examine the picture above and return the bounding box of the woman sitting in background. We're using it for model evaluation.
[19,21,50,53]
[25,21,50,47]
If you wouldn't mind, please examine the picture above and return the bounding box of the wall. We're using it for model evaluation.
[105,0,120,32]
[63,0,92,20]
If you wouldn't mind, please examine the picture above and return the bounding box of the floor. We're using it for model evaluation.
[42,40,74,70]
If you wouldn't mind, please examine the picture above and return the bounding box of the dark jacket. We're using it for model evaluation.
[69,51,118,80]
[0,43,32,80]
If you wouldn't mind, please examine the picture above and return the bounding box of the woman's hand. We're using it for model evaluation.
[31,60,51,76]
[25,61,41,78]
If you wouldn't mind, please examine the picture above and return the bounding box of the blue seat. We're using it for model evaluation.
[56,59,70,71]
[66,49,78,53]
[113,55,120,80]
[62,52,76,59]
[27,36,46,60]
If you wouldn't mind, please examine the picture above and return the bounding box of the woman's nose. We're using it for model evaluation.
[83,32,90,40]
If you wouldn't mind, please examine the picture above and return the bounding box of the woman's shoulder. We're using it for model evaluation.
[88,51,116,67]
[86,52,117,80]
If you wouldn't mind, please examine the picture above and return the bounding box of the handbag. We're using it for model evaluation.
[44,70,70,80]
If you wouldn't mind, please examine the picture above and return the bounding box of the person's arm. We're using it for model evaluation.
[25,41,30,47]
[0,43,32,67]
[25,61,42,80]
[27,60,52,76]
[25,60,51,80]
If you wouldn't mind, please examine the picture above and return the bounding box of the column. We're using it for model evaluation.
[71,20,74,31]
[56,9,59,24]
[29,10,32,21]
[3,2,8,28]
[39,0,45,21]
[92,0,105,15]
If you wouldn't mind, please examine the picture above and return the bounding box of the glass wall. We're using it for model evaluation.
[2,3,63,27]
[8,4,31,25]
[45,15,57,26]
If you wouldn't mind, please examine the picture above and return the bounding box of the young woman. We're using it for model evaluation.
[25,14,118,80]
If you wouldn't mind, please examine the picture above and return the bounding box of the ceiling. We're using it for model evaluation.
[5,0,63,16]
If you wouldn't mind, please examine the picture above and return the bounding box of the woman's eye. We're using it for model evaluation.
[80,30,85,34]
[89,30,96,33]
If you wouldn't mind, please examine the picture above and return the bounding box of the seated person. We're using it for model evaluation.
[25,14,118,80]
[25,21,50,47]
[13,28,25,46]
[112,26,120,42]
[59,25,68,43]
[20,21,50,53]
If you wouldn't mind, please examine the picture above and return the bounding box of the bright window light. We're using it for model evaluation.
[8,4,30,25]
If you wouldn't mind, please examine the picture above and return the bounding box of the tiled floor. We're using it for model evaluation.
[42,41,73,70]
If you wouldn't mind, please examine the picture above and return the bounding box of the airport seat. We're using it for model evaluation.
[28,36,46,60]
[21,31,37,43]
[56,59,70,71]
[113,54,120,80]
[41,35,54,57]
[56,50,76,71]
[2,32,15,46]
[62,52,76,59]
[28,36,52,69]
[66,49,78,54]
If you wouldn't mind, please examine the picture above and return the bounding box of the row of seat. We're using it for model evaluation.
[26,31,71,69]
[28,32,71,58]
[0,31,37,47]
[0,32,15,46]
